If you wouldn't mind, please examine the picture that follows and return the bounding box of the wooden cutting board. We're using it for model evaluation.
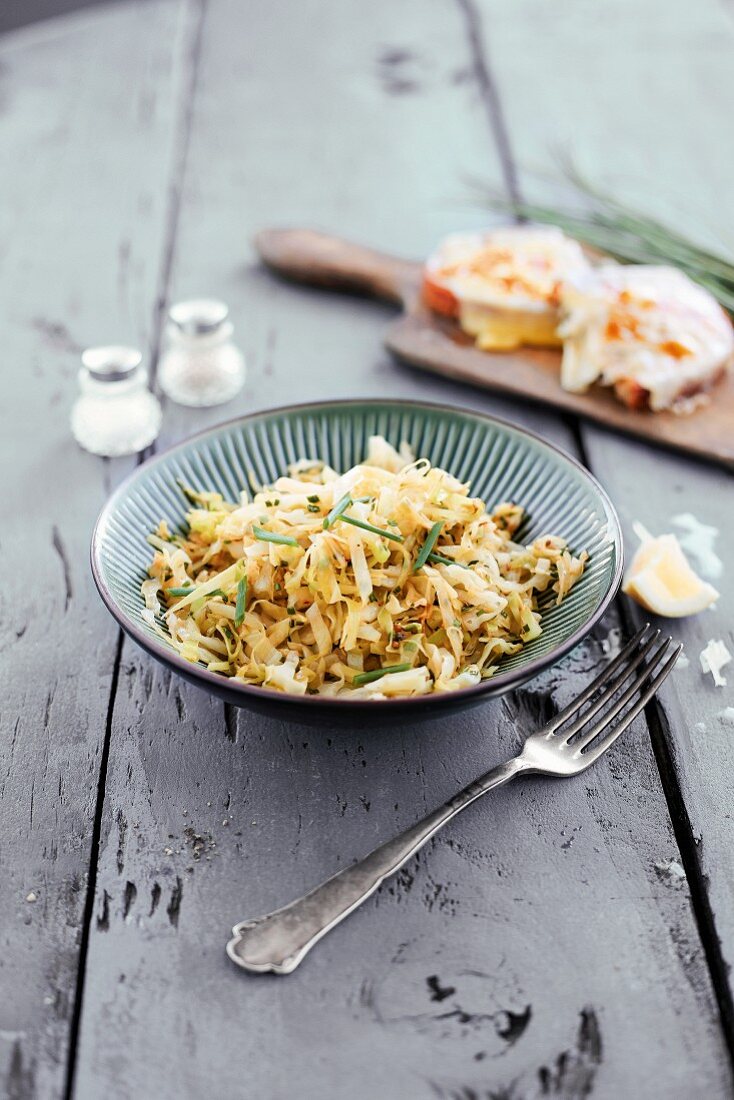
[255,228,734,469]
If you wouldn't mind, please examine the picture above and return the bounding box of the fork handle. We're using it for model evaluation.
[227,756,525,975]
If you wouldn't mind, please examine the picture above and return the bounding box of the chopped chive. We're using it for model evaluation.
[168,585,194,596]
[413,521,443,572]
[252,525,299,547]
[339,514,404,542]
[307,504,321,513]
[207,589,228,601]
[427,551,470,569]
[353,662,412,686]
[286,605,296,615]
[307,494,320,503]
[234,577,247,628]
[323,492,352,529]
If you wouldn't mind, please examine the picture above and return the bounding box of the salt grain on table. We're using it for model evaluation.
[654,859,687,886]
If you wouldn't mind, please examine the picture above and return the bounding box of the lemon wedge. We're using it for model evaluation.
[623,528,719,617]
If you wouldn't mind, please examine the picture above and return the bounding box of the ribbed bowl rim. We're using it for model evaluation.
[91,397,624,711]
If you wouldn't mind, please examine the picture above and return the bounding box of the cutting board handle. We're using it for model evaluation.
[254,228,417,305]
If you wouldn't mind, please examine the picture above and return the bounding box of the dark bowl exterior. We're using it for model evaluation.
[109,615,546,725]
[91,398,623,723]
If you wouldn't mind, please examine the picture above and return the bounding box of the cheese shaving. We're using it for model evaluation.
[700,639,732,687]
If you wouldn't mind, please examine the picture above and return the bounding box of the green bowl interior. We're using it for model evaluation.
[94,401,621,690]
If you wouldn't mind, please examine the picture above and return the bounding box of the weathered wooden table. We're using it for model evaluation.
[3,1,734,1096]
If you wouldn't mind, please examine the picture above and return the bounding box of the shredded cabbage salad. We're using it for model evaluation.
[141,436,587,698]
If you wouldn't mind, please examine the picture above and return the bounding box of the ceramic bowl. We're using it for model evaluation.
[92,399,623,722]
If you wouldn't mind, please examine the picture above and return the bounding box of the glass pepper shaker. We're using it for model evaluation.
[158,299,246,407]
[71,346,162,457]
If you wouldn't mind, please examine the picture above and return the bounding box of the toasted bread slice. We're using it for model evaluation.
[559,265,734,412]
[423,226,590,351]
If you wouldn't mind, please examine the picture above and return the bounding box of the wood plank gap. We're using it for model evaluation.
[458,0,734,1065]
[546,182,734,1069]
[61,630,124,1100]
[563,208,734,1080]
[646,697,734,1067]
[454,0,522,207]
[62,4,209,1093]
[557,333,729,1028]
[223,703,238,744]
[620,605,734,1073]
[561,414,592,470]
[146,0,208,393]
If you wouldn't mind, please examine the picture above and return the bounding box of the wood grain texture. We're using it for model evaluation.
[57,0,731,1097]
[74,631,729,1099]
[478,0,734,1059]
[0,3,195,1096]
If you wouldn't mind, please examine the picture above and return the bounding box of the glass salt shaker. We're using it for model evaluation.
[71,346,162,457]
[158,299,246,407]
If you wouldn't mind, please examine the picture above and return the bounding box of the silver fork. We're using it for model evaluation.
[227,625,679,975]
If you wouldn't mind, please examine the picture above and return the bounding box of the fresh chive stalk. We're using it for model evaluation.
[323,492,352,530]
[339,514,405,542]
[414,521,443,572]
[353,662,412,686]
[479,163,734,316]
[168,585,194,596]
[427,551,470,569]
[252,525,299,547]
[234,577,247,628]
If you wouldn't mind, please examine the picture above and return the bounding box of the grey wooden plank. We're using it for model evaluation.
[0,3,194,1096]
[72,0,730,1096]
[480,0,734,1043]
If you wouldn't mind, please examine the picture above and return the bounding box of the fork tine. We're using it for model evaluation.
[557,627,662,743]
[578,645,682,766]
[572,641,680,759]
[545,623,653,734]
[570,637,672,754]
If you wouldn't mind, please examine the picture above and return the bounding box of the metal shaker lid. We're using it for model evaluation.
[168,299,229,336]
[81,346,143,382]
